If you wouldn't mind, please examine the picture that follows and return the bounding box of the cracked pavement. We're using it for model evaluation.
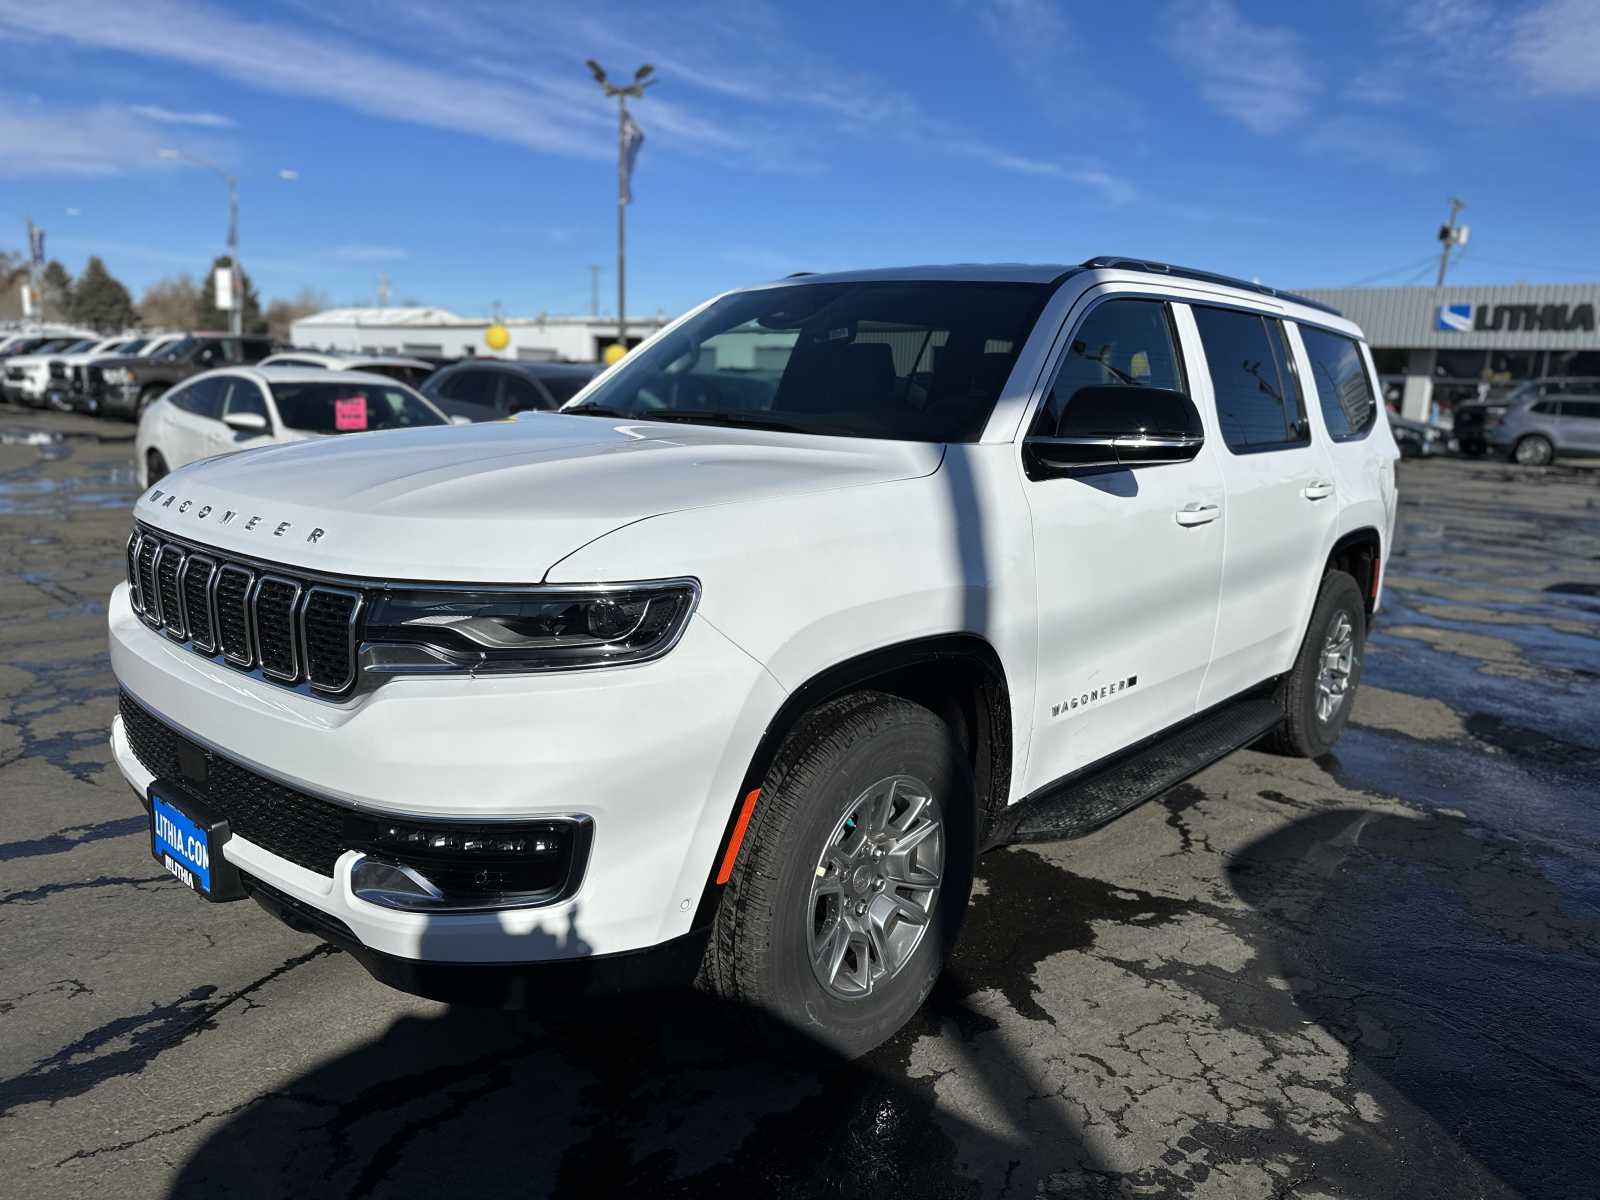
[2,409,1597,1198]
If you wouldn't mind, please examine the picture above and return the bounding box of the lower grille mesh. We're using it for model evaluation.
[120,691,347,876]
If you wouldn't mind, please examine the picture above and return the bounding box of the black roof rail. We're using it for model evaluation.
[784,271,815,278]
[1080,256,1343,317]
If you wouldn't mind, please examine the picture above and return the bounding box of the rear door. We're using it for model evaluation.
[1560,399,1600,453]
[161,376,227,469]
[1189,304,1339,709]
[1021,294,1226,789]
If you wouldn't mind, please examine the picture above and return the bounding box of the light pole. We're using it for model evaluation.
[158,152,299,335]
[585,60,654,355]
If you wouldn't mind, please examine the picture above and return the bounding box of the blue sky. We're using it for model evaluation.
[1,0,1597,318]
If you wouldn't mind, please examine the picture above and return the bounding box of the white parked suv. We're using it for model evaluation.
[109,258,1398,1055]
[135,366,451,486]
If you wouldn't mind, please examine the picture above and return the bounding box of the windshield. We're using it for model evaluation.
[155,336,196,361]
[60,339,97,354]
[565,281,1050,441]
[116,338,148,355]
[269,381,446,433]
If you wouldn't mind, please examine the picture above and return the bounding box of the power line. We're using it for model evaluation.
[1343,254,1439,287]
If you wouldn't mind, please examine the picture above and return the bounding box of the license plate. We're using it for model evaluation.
[149,782,246,901]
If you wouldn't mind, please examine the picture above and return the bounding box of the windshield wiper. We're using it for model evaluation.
[636,409,824,435]
[562,403,632,417]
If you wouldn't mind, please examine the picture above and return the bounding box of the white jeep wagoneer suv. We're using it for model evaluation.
[109,257,1398,1055]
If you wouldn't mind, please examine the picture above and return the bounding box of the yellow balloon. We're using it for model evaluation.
[603,342,627,366]
[484,323,510,352]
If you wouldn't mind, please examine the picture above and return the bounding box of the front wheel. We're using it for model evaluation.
[1513,435,1554,467]
[1266,571,1366,758]
[136,387,164,419]
[702,692,974,1058]
[145,450,169,486]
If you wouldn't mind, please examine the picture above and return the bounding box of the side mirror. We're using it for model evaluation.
[1025,386,1204,472]
[223,411,269,434]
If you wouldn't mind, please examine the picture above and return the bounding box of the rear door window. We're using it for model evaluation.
[1193,306,1308,452]
[502,374,552,414]
[433,367,500,409]
[1298,326,1376,442]
[1561,400,1600,420]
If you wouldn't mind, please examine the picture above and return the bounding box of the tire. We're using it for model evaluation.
[1266,571,1366,758]
[1513,435,1554,467]
[146,450,169,486]
[136,387,164,418]
[702,691,975,1058]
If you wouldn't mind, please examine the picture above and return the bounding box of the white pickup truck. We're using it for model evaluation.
[109,257,1398,1055]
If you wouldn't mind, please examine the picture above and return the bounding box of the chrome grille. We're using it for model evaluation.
[48,361,67,381]
[125,527,362,696]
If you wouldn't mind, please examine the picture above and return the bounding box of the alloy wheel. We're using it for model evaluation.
[806,774,943,1000]
[1315,610,1356,723]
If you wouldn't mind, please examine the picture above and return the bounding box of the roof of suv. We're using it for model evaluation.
[758,257,1344,319]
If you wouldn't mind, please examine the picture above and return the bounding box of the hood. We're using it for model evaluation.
[135,413,944,582]
[5,354,54,371]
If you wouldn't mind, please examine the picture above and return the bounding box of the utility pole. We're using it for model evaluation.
[378,272,390,307]
[586,60,654,355]
[1435,196,1468,289]
[24,217,41,322]
[589,264,600,317]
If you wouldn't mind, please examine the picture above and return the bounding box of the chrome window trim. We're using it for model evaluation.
[250,574,304,682]
[213,563,256,667]
[179,554,219,654]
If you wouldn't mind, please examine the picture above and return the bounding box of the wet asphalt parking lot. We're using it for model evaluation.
[1,407,1597,1199]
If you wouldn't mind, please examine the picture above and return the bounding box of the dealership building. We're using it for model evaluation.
[1297,283,1600,423]
[289,307,671,363]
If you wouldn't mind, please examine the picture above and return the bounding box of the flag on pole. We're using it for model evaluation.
[28,221,45,266]
[621,112,645,204]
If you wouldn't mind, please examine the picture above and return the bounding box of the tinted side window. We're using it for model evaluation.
[1033,299,1184,436]
[1562,400,1600,420]
[502,374,551,414]
[1531,400,1558,415]
[1193,306,1307,452]
[192,340,227,367]
[539,374,592,406]
[435,367,499,408]
[1299,326,1376,441]
[240,339,274,364]
[222,380,270,421]
[174,377,226,418]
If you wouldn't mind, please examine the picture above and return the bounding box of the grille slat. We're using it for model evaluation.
[214,564,255,666]
[125,528,359,696]
[252,577,302,681]
[155,544,187,639]
[181,556,217,652]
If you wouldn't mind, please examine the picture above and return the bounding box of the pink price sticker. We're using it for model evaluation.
[333,394,369,431]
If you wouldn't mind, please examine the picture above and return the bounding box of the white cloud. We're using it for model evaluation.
[1163,0,1317,134]
[127,104,235,127]
[335,245,408,262]
[0,96,214,176]
[1510,0,1600,95]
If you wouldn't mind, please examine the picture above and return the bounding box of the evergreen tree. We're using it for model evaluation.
[195,255,264,333]
[68,256,137,332]
[39,259,73,322]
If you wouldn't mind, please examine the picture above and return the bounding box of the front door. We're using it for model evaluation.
[1186,304,1339,710]
[1021,295,1226,792]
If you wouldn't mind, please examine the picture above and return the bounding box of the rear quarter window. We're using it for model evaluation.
[1298,326,1376,442]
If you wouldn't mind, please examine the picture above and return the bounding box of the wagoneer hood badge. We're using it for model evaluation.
[143,488,328,544]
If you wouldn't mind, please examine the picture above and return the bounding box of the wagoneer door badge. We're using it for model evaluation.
[145,488,327,543]
[1051,675,1137,719]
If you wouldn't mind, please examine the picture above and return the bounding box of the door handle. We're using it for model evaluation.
[1302,481,1334,501]
[1175,502,1220,527]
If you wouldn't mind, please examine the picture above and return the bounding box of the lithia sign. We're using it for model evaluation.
[1436,302,1597,334]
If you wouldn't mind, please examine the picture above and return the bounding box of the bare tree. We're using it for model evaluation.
[138,275,202,331]
[262,286,330,344]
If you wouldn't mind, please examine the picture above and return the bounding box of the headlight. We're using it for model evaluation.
[361,579,699,676]
[103,368,132,383]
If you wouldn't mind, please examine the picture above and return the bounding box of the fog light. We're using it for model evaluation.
[350,858,446,910]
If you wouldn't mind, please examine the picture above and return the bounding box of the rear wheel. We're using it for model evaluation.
[1267,571,1366,758]
[1513,434,1554,466]
[703,691,974,1058]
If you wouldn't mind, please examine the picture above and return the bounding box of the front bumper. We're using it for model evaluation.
[108,583,785,969]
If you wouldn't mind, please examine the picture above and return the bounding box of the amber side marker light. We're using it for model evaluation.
[716,788,762,884]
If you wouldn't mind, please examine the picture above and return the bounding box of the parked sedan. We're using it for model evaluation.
[422,359,599,422]
[135,367,451,486]
[1489,391,1600,466]
[258,351,437,388]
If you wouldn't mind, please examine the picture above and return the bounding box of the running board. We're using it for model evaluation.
[990,696,1283,846]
